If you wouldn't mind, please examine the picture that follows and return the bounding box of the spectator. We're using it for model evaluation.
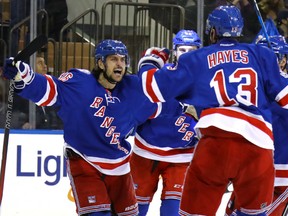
[277,9,288,39]
[258,0,285,20]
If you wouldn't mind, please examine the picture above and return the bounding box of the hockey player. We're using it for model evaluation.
[252,38,288,215]
[137,5,288,216]
[2,39,161,216]
[226,35,288,216]
[171,29,201,64]
[130,29,200,216]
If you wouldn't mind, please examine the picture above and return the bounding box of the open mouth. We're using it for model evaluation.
[114,68,122,75]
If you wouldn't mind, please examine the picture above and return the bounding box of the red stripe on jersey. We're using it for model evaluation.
[40,75,56,106]
[149,107,158,119]
[91,155,130,170]
[201,108,273,140]
[146,68,160,102]
[278,94,288,107]
[135,137,194,156]
[275,169,288,178]
[149,111,157,119]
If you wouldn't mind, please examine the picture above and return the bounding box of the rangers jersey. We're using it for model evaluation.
[139,38,288,150]
[271,99,288,186]
[17,68,159,175]
[134,100,198,163]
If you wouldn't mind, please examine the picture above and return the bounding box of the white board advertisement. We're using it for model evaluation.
[0,129,77,216]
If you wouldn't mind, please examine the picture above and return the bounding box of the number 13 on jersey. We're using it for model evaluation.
[210,68,258,106]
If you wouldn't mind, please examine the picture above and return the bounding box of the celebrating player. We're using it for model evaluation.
[253,35,288,215]
[2,39,161,216]
[137,5,288,216]
[226,35,288,216]
[130,29,200,216]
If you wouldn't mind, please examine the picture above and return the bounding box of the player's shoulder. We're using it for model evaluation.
[229,41,276,60]
[122,73,139,84]
[116,73,142,93]
[58,68,92,82]
[68,68,91,75]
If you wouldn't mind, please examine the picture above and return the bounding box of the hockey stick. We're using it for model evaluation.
[0,34,48,207]
[251,0,272,47]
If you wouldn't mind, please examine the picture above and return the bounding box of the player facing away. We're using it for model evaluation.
[130,29,201,216]
[2,39,161,216]
[137,5,288,216]
[226,35,288,216]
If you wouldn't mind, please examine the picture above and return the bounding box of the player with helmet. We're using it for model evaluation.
[130,29,200,216]
[257,35,288,74]
[226,35,288,216]
[172,29,201,63]
[137,5,288,215]
[2,39,161,216]
[94,39,130,84]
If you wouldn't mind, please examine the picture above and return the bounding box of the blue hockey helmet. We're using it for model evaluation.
[257,35,288,71]
[205,5,243,37]
[257,35,288,55]
[95,39,129,65]
[172,29,202,50]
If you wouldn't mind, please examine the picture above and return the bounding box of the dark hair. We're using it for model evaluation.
[91,67,102,80]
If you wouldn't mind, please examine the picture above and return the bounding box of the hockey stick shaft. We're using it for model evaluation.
[0,80,14,206]
[13,34,48,63]
[0,34,48,206]
[251,0,272,47]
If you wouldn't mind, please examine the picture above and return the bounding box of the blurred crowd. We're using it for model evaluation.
[149,0,288,44]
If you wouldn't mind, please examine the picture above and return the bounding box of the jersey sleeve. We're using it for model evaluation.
[18,68,90,107]
[139,56,194,103]
[259,46,288,108]
[18,73,58,106]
